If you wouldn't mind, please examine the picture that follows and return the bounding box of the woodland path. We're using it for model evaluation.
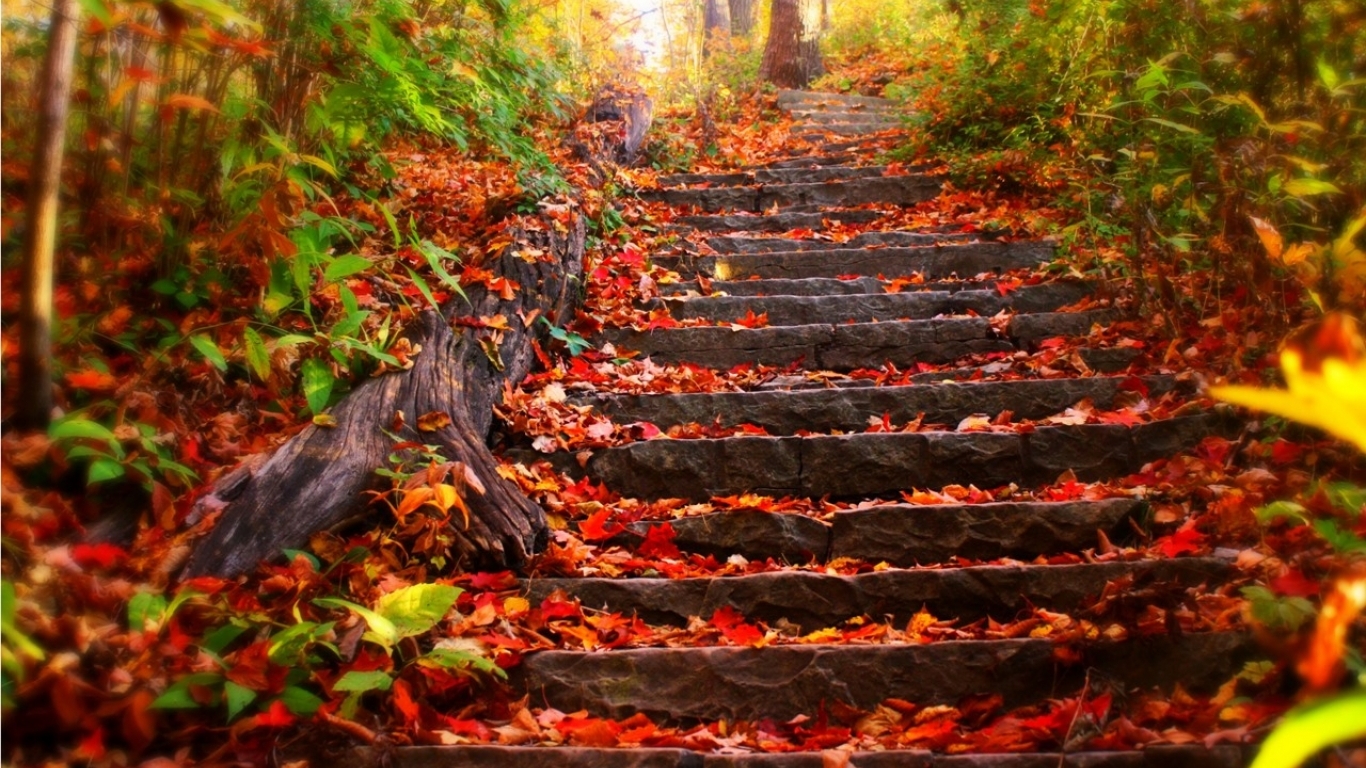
[368,92,1253,766]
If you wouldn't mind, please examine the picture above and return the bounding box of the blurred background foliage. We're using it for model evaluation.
[818,0,1365,319]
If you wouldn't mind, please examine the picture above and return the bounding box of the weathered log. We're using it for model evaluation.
[183,212,586,577]
[587,85,654,165]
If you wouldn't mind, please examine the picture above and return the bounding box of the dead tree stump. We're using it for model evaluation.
[183,212,585,577]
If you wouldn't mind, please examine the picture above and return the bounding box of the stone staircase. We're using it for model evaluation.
[372,91,1253,766]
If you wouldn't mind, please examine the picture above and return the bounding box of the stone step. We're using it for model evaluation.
[759,153,858,169]
[582,374,1172,435]
[583,415,1222,500]
[516,632,1254,721]
[525,557,1227,631]
[793,121,905,137]
[655,241,1057,282]
[790,110,901,124]
[642,176,940,213]
[657,165,897,188]
[777,89,898,111]
[702,229,975,255]
[672,209,885,234]
[364,745,1251,768]
[613,498,1143,565]
[598,312,1110,371]
[656,281,1093,325]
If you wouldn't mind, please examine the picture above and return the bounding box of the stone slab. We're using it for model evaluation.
[361,746,1249,768]
[673,210,884,234]
[712,241,1056,281]
[828,499,1143,564]
[517,633,1254,721]
[523,558,1230,631]
[584,376,1176,435]
[585,419,1215,500]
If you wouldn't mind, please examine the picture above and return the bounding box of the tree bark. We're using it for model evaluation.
[586,85,654,166]
[15,0,81,431]
[728,0,755,36]
[759,0,824,89]
[183,215,586,577]
[704,0,732,49]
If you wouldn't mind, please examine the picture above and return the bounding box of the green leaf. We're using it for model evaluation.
[243,327,271,381]
[324,255,373,283]
[88,457,126,484]
[189,334,228,371]
[1317,59,1341,91]
[403,266,442,312]
[1250,691,1366,768]
[419,647,506,678]
[1258,500,1308,524]
[333,670,394,693]
[278,685,325,715]
[416,241,468,302]
[1141,117,1201,134]
[281,549,321,571]
[50,418,117,443]
[128,592,168,632]
[312,597,399,650]
[1283,178,1343,198]
[201,623,250,656]
[267,621,330,665]
[75,0,114,27]
[374,583,461,639]
[151,673,223,710]
[1326,483,1366,517]
[300,358,335,416]
[223,680,257,722]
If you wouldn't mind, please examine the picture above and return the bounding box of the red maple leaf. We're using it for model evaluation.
[637,523,681,560]
[1155,519,1207,557]
[254,700,296,728]
[711,606,764,646]
[70,542,128,570]
[579,509,625,542]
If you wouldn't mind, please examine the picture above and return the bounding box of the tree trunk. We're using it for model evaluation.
[729,0,755,36]
[704,0,732,49]
[15,0,81,431]
[183,215,586,577]
[759,0,824,89]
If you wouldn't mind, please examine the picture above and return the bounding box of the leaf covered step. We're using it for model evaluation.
[657,281,1094,325]
[516,633,1254,721]
[583,415,1223,499]
[672,209,885,233]
[524,557,1229,631]
[597,312,1111,371]
[641,175,939,213]
[657,164,897,188]
[363,745,1251,767]
[777,88,899,111]
[583,375,1177,434]
[674,240,1058,281]
[702,228,975,255]
[613,498,1143,565]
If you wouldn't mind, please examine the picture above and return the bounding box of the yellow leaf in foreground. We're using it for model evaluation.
[1210,315,1366,453]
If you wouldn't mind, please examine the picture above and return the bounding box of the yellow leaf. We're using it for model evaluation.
[1211,318,1366,453]
[503,597,530,616]
[1249,216,1282,261]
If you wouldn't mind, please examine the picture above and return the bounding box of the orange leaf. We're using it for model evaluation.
[1249,216,1282,261]
[164,93,220,112]
[417,411,453,432]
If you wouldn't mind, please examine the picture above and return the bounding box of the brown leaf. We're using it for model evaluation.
[417,411,453,432]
